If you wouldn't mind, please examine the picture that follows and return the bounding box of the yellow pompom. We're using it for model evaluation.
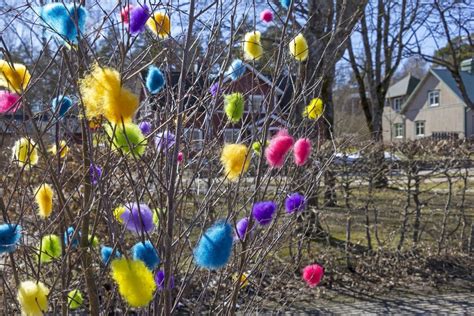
[220,144,250,180]
[243,31,263,60]
[289,33,309,61]
[0,60,31,93]
[113,205,126,223]
[35,184,54,218]
[110,258,156,307]
[17,280,49,316]
[12,138,39,169]
[48,140,69,159]
[233,272,250,289]
[79,64,139,124]
[303,98,324,120]
[147,12,171,38]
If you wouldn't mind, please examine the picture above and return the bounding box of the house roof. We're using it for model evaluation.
[401,67,474,113]
[386,73,420,99]
[223,62,284,95]
[430,68,474,104]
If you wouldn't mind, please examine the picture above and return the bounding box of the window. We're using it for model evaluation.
[415,121,425,137]
[223,128,241,142]
[392,97,402,112]
[247,95,265,113]
[428,90,440,107]
[183,128,203,149]
[394,123,403,138]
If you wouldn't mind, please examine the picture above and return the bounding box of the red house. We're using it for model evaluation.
[181,62,290,154]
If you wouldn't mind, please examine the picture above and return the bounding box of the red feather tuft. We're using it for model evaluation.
[260,9,273,23]
[293,138,311,166]
[265,129,294,168]
[302,264,324,288]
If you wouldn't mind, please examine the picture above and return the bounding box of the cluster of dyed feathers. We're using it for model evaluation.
[220,128,312,182]
[0,2,329,314]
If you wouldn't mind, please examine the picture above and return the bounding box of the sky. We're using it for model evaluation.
[0,0,466,82]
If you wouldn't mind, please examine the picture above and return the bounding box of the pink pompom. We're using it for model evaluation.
[0,91,20,113]
[177,151,183,163]
[260,9,273,23]
[265,129,294,168]
[302,264,324,288]
[294,138,311,166]
[120,5,133,24]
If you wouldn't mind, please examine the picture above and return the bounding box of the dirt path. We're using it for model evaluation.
[270,292,474,315]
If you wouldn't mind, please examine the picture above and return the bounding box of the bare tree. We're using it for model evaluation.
[407,0,473,109]
[347,0,420,141]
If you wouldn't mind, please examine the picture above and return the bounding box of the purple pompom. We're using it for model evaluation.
[155,131,176,151]
[129,5,149,35]
[120,203,155,233]
[90,164,102,185]
[252,201,277,226]
[285,193,306,214]
[155,270,175,290]
[139,121,152,135]
[209,82,220,97]
[235,217,249,240]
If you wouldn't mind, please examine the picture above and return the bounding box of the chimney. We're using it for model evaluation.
[460,58,474,74]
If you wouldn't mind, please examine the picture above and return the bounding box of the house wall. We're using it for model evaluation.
[216,72,285,140]
[466,108,474,138]
[382,96,406,142]
[403,74,466,140]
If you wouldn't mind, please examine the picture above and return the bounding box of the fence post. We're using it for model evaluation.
[469,223,474,255]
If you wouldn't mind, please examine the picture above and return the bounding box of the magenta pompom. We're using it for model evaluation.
[120,203,155,234]
[260,9,273,23]
[265,129,294,168]
[252,201,277,226]
[177,151,183,163]
[293,138,311,166]
[0,91,20,113]
[302,264,324,288]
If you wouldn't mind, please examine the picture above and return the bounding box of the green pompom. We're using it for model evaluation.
[252,141,262,155]
[105,123,147,157]
[224,93,245,123]
[252,140,268,155]
[38,234,62,263]
[67,289,83,310]
[153,208,165,225]
[88,235,100,248]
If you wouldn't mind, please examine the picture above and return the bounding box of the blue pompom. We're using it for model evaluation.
[0,223,22,254]
[40,3,88,44]
[101,246,121,265]
[280,0,291,9]
[225,59,246,81]
[51,95,73,117]
[131,240,160,270]
[64,226,80,248]
[193,221,233,270]
[146,66,165,94]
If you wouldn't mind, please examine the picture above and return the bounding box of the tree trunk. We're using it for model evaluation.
[321,67,337,206]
